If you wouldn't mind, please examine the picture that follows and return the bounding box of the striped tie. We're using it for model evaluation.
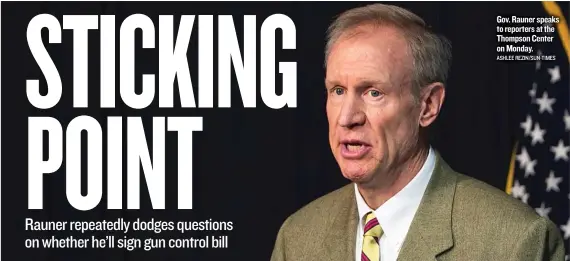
[361,211,383,261]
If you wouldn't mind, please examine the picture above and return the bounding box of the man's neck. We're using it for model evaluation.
[357,145,430,209]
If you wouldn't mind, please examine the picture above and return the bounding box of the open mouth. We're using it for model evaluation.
[344,143,366,152]
[340,140,371,159]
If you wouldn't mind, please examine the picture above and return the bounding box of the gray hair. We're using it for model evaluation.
[325,3,452,98]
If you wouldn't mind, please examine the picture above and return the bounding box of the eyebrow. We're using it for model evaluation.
[325,79,388,90]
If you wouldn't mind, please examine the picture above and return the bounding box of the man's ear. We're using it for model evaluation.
[419,82,445,127]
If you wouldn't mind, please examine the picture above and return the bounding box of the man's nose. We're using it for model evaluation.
[338,97,365,128]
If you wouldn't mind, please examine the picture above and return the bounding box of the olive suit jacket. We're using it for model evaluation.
[270,153,566,261]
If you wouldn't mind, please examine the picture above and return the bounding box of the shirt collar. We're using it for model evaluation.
[354,146,436,241]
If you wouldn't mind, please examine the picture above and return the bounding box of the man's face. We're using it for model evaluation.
[325,25,422,185]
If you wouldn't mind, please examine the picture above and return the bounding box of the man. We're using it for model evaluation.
[270,3,565,261]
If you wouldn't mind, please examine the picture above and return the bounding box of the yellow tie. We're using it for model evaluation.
[361,211,383,261]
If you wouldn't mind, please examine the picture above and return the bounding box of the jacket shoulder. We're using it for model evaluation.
[271,184,354,260]
[453,172,539,222]
[450,172,562,245]
[443,172,565,259]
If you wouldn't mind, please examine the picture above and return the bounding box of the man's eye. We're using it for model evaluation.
[368,90,381,97]
[333,88,345,95]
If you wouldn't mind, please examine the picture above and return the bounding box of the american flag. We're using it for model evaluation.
[507,2,569,259]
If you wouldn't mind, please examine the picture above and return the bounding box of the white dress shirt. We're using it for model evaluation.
[354,147,435,261]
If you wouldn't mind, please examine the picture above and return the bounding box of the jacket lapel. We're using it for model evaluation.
[397,152,456,261]
[321,184,359,261]
[318,152,457,261]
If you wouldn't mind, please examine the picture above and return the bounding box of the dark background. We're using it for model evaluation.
[1,1,567,260]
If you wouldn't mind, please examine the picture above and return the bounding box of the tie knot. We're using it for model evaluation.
[363,211,383,238]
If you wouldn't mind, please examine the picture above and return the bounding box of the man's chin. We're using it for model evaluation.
[341,169,373,183]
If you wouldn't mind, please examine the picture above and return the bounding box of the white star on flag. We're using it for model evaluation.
[550,140,569,161]
[529,83,537,98]
[524,159,537,177]
[547,66,561,83]
[516,147,538,178]
[511,180,527,199]
[535,202,551,217]
[530,123,546,145]
[561,218,570,240]
[535,91,556,114]
[516,146,531,168]
[545,171,562,192]
[520,115,533,136]
[521,193,529,204]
